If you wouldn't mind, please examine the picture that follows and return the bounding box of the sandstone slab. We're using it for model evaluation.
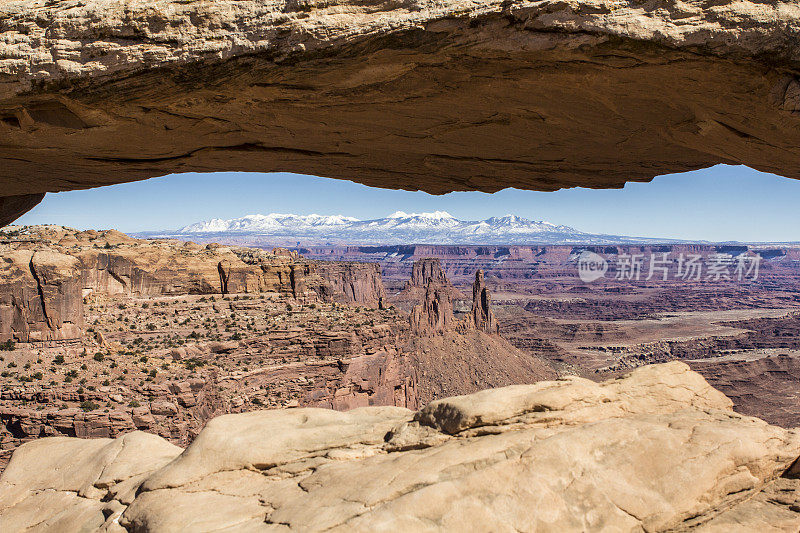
[0,362,798,531]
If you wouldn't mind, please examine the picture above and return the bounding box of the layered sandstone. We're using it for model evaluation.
[4,1,800,224]
[1,363,799,531]
[409,282,456,336]
[0,226,387,342]
[463,269,499,334]
[409,258,449,288]
[0,227,554,462]
[310,262,386,309]
[0,249,83,342]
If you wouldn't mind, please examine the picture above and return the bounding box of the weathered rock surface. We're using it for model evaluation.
[409,281,456,336]
[0,195,44,229]
[0,226,387,341]
[310,262,386,308]
[1,362,799,532]
[0,431,182,531]
[399,257,464,304]
[462,269,499,334]
[409,258,450,289]
[4,0,800,224]
[0,248,83,342]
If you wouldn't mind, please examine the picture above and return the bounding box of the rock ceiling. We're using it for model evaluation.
[2,0,800,224]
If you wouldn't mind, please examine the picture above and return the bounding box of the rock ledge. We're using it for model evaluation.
[1,361,799,531]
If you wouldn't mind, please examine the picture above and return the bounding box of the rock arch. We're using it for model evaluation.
[2,0,800,224]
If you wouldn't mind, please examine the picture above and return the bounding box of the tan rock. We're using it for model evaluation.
[149,401,178,417]
[0,226,382,340]
[5,1,800,224]
[1,363,798,532]
[0,432,181,532]
[415,360,731,434]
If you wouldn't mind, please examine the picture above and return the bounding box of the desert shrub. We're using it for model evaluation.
[80,400,99,412]
[0,340,15,351]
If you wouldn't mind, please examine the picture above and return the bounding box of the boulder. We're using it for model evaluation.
[0,432,181,531]
[1,363,799,531]
[149,401,179,417]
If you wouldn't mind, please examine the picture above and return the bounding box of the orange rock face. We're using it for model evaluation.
[0,226,387,343]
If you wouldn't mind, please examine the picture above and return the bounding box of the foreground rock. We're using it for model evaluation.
[1,362,799,531]
[4,1,800,224]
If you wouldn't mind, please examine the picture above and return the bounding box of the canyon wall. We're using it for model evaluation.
[310,262,386,309]
[0,250,83,343]
[0,227,388,342]
[302,244,800,288]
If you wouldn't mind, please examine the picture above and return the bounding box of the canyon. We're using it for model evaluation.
[2,0,800,528]
[2,226,800,530]
[2,362,800,531]
[0,226,556,471]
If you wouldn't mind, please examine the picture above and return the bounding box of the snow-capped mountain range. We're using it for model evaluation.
[164,211,685,245]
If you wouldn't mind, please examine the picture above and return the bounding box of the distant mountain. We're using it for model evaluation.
[180,213,360,233]
[151,211,690,245]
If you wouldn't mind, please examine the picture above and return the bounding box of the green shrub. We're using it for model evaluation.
[80,401,99,412]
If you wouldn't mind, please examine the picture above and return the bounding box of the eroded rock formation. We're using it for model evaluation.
[463,269,499,334]
[0,226,387,341]
[310,262,385,309]
[403,259,557,404]
[0,249,84,342]
[1,363,799,531]
[409,282,456,336]
[409,258,449,288]
[3,1,800,224]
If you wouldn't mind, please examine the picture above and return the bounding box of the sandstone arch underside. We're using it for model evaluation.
[2,0,800,225]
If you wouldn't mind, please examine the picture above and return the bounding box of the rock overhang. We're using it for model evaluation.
[2,0,800,224]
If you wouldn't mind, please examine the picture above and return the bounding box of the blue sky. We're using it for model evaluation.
[14,164,800,242]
